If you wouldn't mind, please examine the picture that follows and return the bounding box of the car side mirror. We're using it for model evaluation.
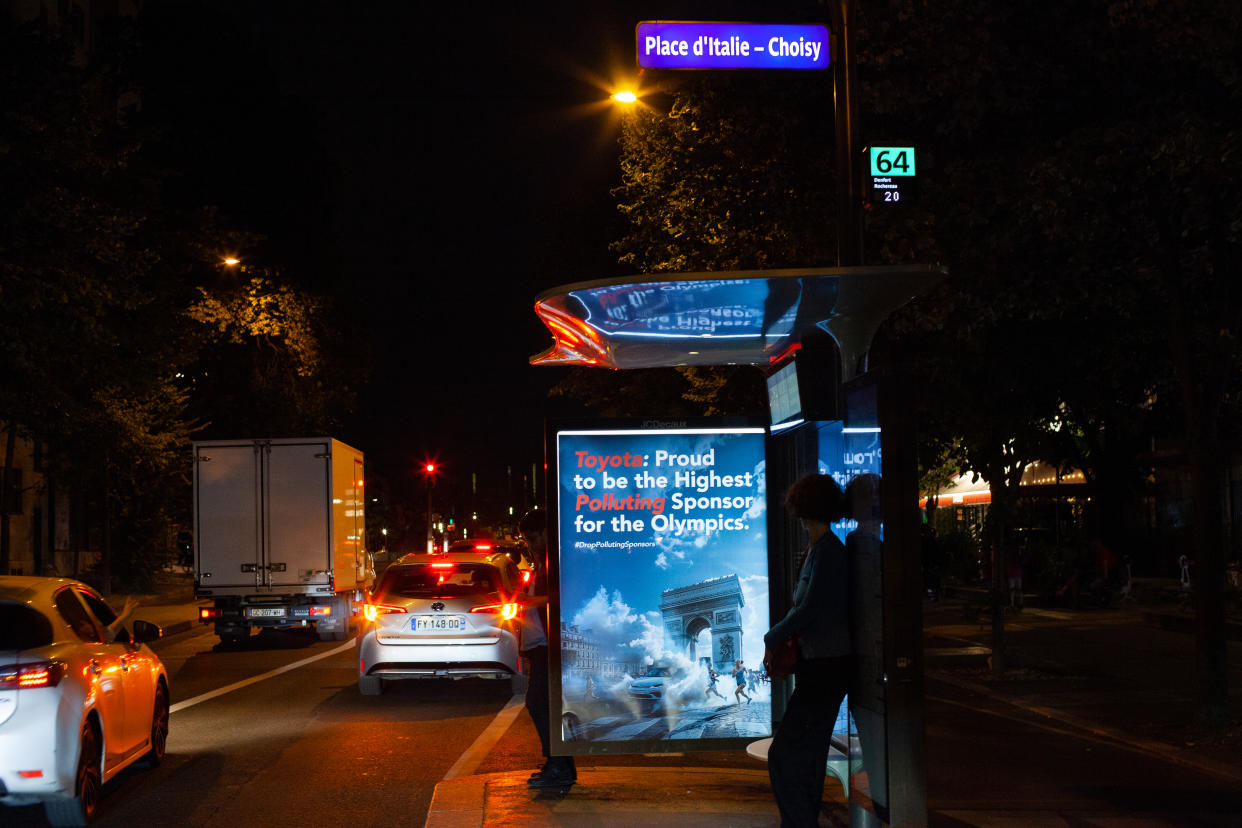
[132,619,163,643]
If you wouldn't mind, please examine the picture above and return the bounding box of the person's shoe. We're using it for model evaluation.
[527,762,552,780]
[528,769,575,788]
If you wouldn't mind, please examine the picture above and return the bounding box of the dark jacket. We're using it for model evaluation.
[764,532,851,659]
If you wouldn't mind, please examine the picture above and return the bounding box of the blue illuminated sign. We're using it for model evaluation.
[636,21,830,70]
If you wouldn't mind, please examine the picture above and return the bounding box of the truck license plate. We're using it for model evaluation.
[415,615,465,632]
[246,607,287,618]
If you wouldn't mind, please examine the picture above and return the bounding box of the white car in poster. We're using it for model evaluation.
[626,665,672,713]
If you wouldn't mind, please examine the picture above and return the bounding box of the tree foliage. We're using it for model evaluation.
[612,76,836,274]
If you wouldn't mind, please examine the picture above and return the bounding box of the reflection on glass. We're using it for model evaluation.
[814,390,888,818]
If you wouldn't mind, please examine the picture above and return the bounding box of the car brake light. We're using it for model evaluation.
[363,603,406,622]
[474,544,492,551]
[430,563,454,569]
[470,602,522,620]
[0,661,67,689]
[18,770,44,778]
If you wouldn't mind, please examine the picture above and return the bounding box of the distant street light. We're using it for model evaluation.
[222,257,241,266]
[612,90,638,104]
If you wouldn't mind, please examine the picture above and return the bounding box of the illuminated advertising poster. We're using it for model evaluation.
[550,423,771,754]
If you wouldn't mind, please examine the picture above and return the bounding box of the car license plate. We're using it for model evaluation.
[246,607,287,618]
[414,615,465,632]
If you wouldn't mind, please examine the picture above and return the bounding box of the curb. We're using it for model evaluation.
[161,619,193,637]
[424,767,781,828]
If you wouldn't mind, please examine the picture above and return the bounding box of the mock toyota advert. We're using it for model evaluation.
[551,425,772,752]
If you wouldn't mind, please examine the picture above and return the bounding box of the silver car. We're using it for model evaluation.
[1,577,168,826]
[356,552,524,695]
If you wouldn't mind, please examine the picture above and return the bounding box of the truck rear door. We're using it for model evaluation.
[265,440,332,590]
[196,442,262,589]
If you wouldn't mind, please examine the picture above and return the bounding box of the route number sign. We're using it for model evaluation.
[866,146,917,205]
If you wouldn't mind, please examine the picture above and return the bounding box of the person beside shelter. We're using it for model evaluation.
[517,509,577,789]
[763,473,851,828]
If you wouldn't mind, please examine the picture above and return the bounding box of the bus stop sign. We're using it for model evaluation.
[866,146,917,205]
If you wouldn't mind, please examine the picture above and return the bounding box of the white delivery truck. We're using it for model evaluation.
[193,438,373,646]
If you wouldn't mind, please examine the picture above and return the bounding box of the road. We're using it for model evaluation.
[5,623,517,827]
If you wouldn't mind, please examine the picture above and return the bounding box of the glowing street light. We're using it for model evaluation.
[222,257,241,266]
[612,90,638,104]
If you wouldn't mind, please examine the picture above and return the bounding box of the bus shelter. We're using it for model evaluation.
[531,265,944,827]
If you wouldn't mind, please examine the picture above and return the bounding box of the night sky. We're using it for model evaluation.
[135,1,798,525]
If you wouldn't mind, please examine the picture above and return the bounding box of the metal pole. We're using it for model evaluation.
[426,481,433,554]
[830,0,862,268]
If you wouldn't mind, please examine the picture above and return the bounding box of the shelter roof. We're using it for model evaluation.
[531,266,945,377]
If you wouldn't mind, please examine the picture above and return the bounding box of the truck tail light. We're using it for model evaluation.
[0,661,67,689]
[363,603,406,622]
[199,607,223,621]
[309,606,332,617]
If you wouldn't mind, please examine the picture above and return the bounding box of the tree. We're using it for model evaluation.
[862,0,1241,713]
[0,18,203,586]
[185,267,357,436]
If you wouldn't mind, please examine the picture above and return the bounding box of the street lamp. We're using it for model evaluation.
[612,90,638,104]
[222,257,241,267]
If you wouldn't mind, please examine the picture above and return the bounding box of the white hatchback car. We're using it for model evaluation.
[0,577,169,826]
[357,552,525,695]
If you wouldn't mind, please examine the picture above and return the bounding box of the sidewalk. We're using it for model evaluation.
[426,588,1242,827]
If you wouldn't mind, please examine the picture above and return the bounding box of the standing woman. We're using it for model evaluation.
[763,473,851,827]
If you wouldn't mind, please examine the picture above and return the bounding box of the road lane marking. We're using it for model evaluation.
[169,640,355,714]
[442,693,526,780]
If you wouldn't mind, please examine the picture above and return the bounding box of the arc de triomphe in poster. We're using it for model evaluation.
[659,574,744,672]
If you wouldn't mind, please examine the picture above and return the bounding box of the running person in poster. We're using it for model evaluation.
[705,666,726,702]
[733,659,752,704]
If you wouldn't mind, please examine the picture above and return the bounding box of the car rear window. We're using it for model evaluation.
[0,604,55,650]
[377,563,503,599]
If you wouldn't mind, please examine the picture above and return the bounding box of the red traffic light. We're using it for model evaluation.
[425,463,436,474]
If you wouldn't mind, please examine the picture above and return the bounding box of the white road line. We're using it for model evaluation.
[169,640,355,714]
[442,693,526,780]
